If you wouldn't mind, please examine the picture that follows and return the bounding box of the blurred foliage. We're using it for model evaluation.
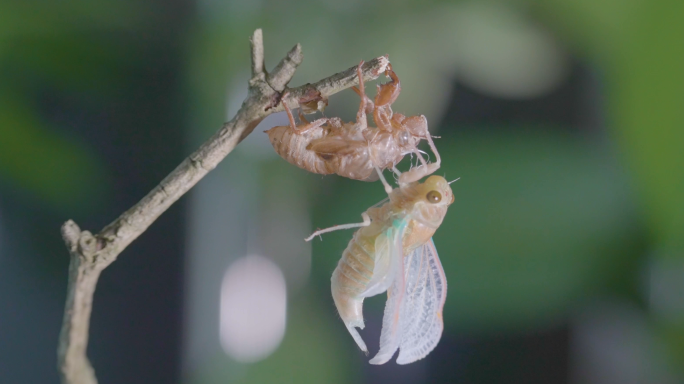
[0,93,107,213]
[535,0,684,367]
[536,0,684,251]
[0,0,148,212]
[610,3,684,250]
[187,289,359,384]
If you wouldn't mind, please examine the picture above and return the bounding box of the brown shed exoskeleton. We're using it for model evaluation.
[265,62,441,193]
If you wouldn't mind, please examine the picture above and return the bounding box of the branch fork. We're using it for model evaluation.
[57,28,389,384]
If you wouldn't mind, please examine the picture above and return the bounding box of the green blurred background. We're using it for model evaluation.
[0,0,682,383]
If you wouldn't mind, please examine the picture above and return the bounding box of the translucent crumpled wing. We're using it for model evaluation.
[369,221,408,364]
[395,239,447,364]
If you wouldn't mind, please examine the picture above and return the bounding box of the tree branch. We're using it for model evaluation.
[57,28,389,384]
[250,28,265,78]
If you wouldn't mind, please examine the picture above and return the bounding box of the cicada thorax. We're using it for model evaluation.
[381,190,445,254]
[365,130,404,167]
[334,129,409,181]
[401,220,437,253]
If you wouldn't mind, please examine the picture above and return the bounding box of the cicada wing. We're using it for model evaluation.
[307,137,365,156]
[369,222,407,365]
[396,239,447,364]
[358,230,395,298]
[360,171,380,182]
[371,196,390,209]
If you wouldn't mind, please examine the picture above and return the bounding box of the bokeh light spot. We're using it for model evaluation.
[219,255,287,363]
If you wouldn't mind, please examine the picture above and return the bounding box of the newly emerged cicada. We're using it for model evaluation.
[266,62,441,191]
[306,175,455,364]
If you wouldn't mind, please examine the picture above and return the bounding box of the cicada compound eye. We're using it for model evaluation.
[426,190,442,204]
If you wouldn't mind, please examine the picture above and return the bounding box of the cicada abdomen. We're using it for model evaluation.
[265,118,337,176]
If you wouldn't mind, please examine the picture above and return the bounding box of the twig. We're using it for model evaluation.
[56,29,389,384]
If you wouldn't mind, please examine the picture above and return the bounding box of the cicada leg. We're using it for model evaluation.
[305,212,371,242]
[374,63,401,107]
[424,130,442,169]
[354,61,369,132]
[351,86,375,114]
[282,92,332,135]
[389,112,407,130]
[374,107,394,132]
[374,166,394,195]
[372,64,401,132]
[398,135,442,184]
[297,109,310,124]
[299,108,343,134]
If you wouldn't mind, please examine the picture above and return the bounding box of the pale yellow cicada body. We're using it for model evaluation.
[307,175,454,364]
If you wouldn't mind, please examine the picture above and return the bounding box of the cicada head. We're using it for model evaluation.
[398,175,454,228]
[402,115,429,139]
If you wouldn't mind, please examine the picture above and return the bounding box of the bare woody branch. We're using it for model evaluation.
[57,28,389,384]
[250,28,265,78]
[267,43,302,91]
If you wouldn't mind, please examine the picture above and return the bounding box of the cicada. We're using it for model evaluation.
[266,62,441,191]
[306,175,454,364]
